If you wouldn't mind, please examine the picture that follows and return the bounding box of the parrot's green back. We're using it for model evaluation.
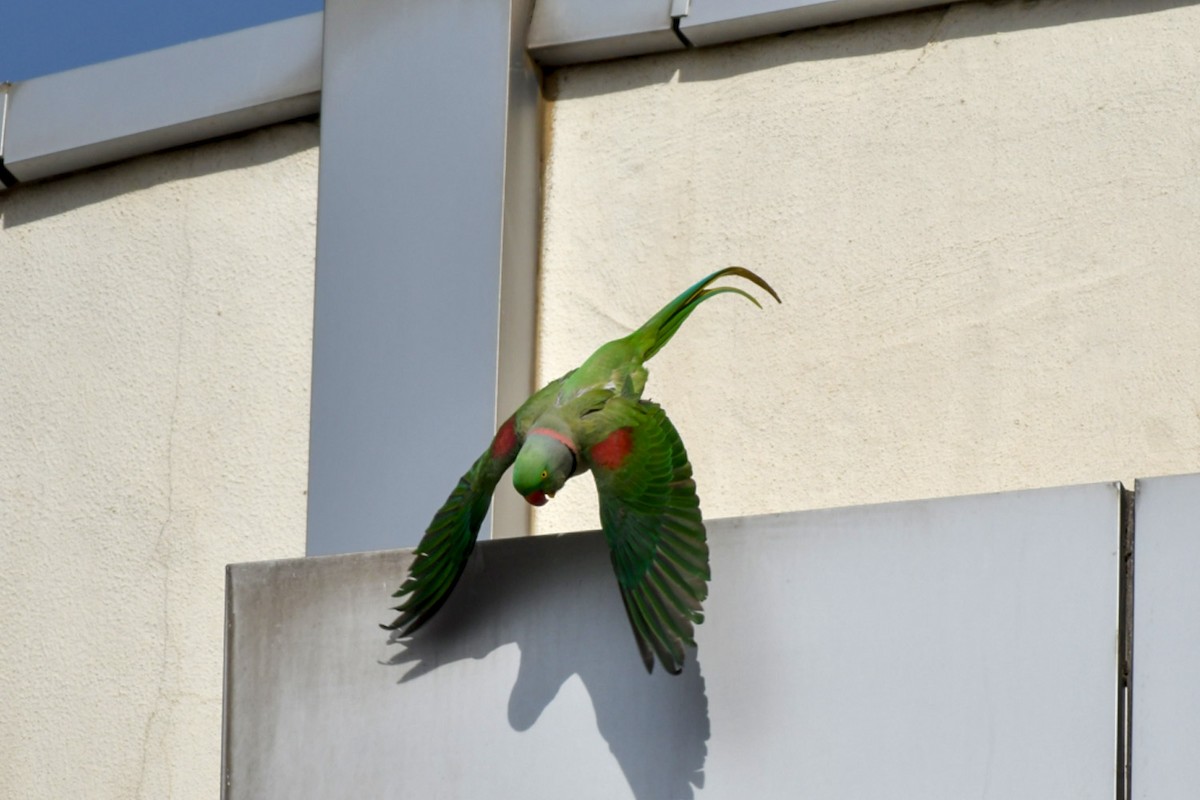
[385,266,780,675]
[560,267,780,400]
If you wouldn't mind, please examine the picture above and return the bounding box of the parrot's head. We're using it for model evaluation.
[512,433,576,507]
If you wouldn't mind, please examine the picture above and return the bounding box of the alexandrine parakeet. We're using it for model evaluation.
[384,267,780,674]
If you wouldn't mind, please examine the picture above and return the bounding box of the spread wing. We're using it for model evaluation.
[384,375,571,637]
[588,399,709,674]
[382,415,521,637]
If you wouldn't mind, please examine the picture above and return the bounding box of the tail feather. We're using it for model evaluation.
[633,267,781,361]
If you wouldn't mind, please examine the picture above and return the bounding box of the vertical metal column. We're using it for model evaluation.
[308,0,538,555]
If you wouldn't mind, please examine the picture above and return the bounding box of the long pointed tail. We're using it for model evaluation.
[631,267,781,361]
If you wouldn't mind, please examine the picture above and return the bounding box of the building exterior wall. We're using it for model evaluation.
[0,120,317,798]
[6,0,1200,792]
[534,0,1200,534]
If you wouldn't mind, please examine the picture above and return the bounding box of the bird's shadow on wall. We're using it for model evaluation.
[384,532,710,800]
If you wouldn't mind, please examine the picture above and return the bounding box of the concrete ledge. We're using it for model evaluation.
[224,482,1121,798]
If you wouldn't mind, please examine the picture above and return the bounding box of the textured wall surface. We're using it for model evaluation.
[534,0,1200,534]
[0,121,317,798]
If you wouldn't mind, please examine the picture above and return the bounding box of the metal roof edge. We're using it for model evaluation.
[0,11,322,189]
[528,0,966,66]
[528,0,686,66]
[0,1,969,188]
[680,0,963,47]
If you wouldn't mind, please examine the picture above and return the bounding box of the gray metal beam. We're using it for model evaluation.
[1131,473,1200,798]
[528,0,684,66]
[306,0,539,555]
[527,0,971,65]
[679,0,966,48]
[226,482,1123,797]
[0,12,322,187]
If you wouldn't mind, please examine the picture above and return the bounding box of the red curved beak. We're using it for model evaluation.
[525,490,549,507]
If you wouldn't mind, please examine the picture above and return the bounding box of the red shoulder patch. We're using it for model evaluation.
[590,427,634,470]
[491,416,518,459]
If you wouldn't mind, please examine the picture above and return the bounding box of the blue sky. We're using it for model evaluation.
[2,0,323,83]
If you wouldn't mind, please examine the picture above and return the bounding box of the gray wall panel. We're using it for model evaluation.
[226,482,1121,798]
[1131,473,1200,799]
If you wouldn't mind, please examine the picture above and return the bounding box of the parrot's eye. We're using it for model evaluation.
[540,470,548,480]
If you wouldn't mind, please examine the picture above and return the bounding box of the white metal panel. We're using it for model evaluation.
[525,0,972,64]
[0,88,11,186]
[679,0,967,47]
[1131,472,1200,799]
[0,12,322,185]
[528,0,683,66]
[306,0,538,554]
[225,482,1121,798]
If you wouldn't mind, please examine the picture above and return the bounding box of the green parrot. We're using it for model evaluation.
[384,267,780,674]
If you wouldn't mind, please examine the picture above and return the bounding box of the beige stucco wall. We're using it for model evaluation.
[534,0,1200,534]
[0,121,317,798]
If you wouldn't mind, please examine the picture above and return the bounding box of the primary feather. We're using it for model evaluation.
[384,267,780,673]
